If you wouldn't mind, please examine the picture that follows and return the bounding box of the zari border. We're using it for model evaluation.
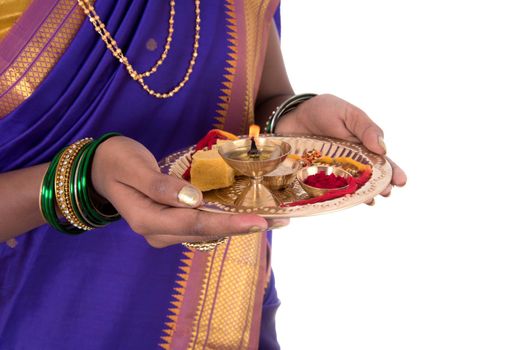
[222,0,279,134]
[160,234,267,350]
[241,0,273,131]
[0,0,85,118]
[212,0,239,130]
[158,1,279,348]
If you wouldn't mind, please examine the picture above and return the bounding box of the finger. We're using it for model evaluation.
[380,184,393,197]
[164,208,266,236]
[266,218,290,230]
[365,198,375,206]
[387,157,407,187]
[144,221,277,248]
[143,234,225,249]
[139,208,268,238]
[126,167,203,208]
[344,106,386,155]
[109,182,268,238]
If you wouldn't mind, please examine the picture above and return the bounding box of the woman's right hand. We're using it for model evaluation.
[91,136,270,248]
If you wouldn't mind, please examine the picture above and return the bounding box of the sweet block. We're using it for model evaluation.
[182,129,238,181]
[190,148,235,191]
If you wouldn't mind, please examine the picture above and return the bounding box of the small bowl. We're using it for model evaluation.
[262,157,304,191]
[297,165,350,197]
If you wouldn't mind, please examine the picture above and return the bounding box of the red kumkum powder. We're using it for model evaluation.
[304,171,347,189]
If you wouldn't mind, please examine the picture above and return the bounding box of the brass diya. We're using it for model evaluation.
[217,137,291,208]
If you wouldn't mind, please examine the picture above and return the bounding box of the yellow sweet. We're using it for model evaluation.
[190,149,234,191]
[314,156,334,164]
[334,157,371,171]
[212,140,241,176]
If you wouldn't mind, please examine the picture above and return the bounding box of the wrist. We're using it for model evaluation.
[91,136,117,199]
[273,109,299,134]
[264,93,317,134]
[39,133,122,234]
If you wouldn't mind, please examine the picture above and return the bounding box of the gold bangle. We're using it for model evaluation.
[54,138,93,230]
[182,237,228,252]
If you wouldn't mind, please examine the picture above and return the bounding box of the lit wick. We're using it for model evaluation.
[248,137,260,158]
[247,124,261,158]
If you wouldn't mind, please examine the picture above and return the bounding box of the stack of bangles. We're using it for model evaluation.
[40,133,122,234]
[265,93,317,133]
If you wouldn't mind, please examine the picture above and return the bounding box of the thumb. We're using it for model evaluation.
[136,171,203,208]
[345,109,387,155]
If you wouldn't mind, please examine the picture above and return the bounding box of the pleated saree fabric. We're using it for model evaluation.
[0,1,281,349]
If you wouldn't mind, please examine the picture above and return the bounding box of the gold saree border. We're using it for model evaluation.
[213,0,239,130]
[0,0,85,118]
[159,234,267,350]
[221,0,279,134]
[242,0,273,131]
[159,1,279,348]
[159,250,196,348]
[188,234,265,349]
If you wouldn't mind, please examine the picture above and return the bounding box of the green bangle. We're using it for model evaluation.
[40,132,122,234]
[77,132,121,225]
[71,142,105,228]
[76,141,110,225]
[265,93,317,133]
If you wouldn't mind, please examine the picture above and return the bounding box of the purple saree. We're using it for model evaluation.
[0,0,281,349]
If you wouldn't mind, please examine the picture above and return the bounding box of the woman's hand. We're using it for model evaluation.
[275,94,407,198]
[91,136,271,248]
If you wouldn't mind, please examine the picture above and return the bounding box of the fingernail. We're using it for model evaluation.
[378,136,387,154]
[271,223,287,229]
[248,226,264,233]
[270,219,289,229]
[178,186,202,207]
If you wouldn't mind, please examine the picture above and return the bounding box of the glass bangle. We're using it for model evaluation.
[78,132,122,224]
[70,142,105,228]
[265,93,317,133]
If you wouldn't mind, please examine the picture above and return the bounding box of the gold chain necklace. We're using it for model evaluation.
[77,0,201,99]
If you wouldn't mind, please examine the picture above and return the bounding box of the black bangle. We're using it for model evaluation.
[264,93,317,133]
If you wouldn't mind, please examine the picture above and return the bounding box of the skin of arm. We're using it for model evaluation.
[0,17,404,246]
[254,22,294,127]
[0,21,291,244]
[0,164,48,241]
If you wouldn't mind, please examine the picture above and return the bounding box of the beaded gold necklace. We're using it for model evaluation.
[77,0,201,99]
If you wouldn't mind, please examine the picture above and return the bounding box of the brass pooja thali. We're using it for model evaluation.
[160,134,392,218]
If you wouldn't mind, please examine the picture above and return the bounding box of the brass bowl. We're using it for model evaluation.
[262,157,305,191]
[217,138,291,177]
[297,165,350,197]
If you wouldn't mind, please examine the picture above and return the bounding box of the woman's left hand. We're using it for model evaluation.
[274,94,407,199]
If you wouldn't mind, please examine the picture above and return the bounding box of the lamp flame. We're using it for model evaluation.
[249,124,260,139]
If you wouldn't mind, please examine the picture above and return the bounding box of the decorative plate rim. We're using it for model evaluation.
[160,134,392,218]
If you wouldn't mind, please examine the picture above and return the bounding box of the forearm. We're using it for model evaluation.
[255,94,294,128]
[254,21,294,127]
[0,163,49,241]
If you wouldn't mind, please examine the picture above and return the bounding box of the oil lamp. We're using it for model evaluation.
[217,125,290,208]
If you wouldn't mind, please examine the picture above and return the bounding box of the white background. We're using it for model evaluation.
[273,1,524,349]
